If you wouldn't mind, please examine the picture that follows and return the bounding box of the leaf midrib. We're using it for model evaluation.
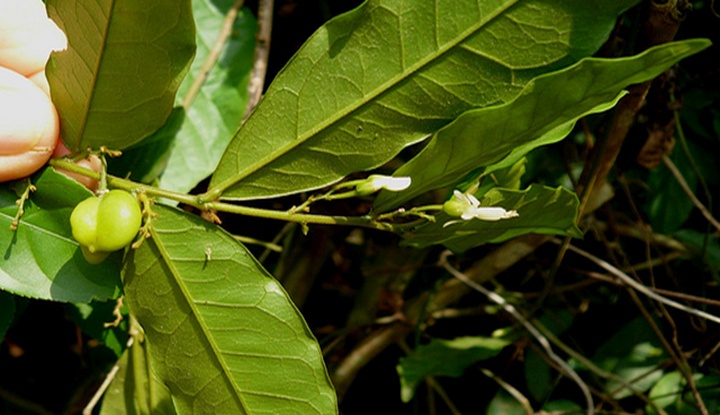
[211,0,520,195]
[72,0,116,150]
[149,224,251,413]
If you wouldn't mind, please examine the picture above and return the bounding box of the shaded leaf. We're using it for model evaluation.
[375,40,711,211]
[107,107,186,184]
[476,157,527,195]
[0,169,121,302]
[593,316,666,399]
[647,371,720,415]
[123,205,337,414]
[525,348,553,402]
[646,140,705,234]
[401,185,581,251]
[674,229,720,274]
[100,335,176,415]
[486,389,526,415]
[46,0,196,150]
[159,0,256,194]
[397,336,509,402]
[208,0,639,201]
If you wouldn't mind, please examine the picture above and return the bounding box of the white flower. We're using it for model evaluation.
[356,175,411,195]
[443,190,518,226]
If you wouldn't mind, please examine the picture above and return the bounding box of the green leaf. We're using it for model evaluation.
[646,140,706,234]
[592,316,666,399]
[397,336,509,402]
[525,348,553,402]
[674,229,720,273]
[107,107,186,185]
[100,335,176,415]
[401,185,581,251]
[647,372,720,415]
[208,0,640,201]
[486,389,527,415]
[98,336,173,415]
[0,290,15,338]
[476,157,527,195]
[0,169,121,302]
[46,0,196,151]
[375,39,712,211]
[159,0,256,194]
[123,204,337,414]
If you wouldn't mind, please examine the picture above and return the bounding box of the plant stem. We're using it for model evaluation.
[48,158,396,231]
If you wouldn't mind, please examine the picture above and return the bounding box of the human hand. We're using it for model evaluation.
[0,0,80,183]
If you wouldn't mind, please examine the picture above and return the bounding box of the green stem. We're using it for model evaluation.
[48,158,398,231]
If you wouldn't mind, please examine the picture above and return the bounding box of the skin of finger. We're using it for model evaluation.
[0,66,59,182]
[52,141,102,191]
[0,0,67,76]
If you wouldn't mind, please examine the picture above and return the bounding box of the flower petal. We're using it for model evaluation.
[473,207,519,221]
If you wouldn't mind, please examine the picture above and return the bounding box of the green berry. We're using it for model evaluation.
[70,189,142,263]
[70,196,100,251]
[95,190,142,252]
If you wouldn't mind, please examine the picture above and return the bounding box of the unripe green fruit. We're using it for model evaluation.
[443,199,467,218]
[80,245,110,265]
[70,190,142,263]
[70,196,101,249]
[95,190,143,252]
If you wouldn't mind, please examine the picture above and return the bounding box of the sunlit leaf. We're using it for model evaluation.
[397,336,509,402]
[401,185,581,251]
[123,205,337,414]
[208,0,639,201]
[375,40,711,211]
[46,0,196,150]
[0,169,121,302]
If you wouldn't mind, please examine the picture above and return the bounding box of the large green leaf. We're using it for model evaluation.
[159,0,256,194]
[208,0,639,201]
[401,185,581,251]
[46,0,196,151]
[397,336,510,402]
[375,39,712,211]
[123,205,337,414]
[0,169,121,302]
